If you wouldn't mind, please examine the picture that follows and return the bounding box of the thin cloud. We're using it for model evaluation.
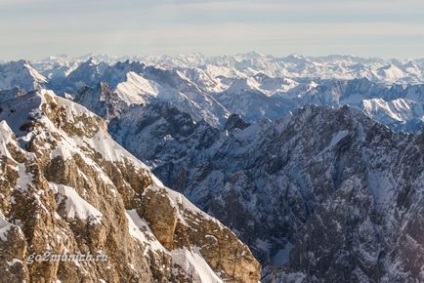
[1,0,424,59]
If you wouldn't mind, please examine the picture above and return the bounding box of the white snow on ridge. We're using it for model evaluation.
[24,63,47,84]
[50,182,103,224]
[171,248,223,283]
[0,61,46,90]
[272,242,294,266]
[125,210,165,255]
[0,211,19,241]
[330,130,349,147]
[116,72,159,105]
[16,163,33,191]
[363,99,405,122]
[157,185,222,226]
[366,172,396,205]
[377,64,405,82]
[0,121,15,157]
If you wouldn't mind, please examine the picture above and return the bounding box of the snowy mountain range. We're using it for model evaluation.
[34,52,424,83]
[11,53,424,132]
[2,53,424,282]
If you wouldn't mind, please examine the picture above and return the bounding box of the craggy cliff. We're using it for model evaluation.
[0,89,260,283]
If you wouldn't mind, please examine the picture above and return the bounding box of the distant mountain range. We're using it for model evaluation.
[3,53,424,132]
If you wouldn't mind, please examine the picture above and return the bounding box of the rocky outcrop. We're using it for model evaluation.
[139,187,260,283]
[224,114,251,132]
[0,90,261,283]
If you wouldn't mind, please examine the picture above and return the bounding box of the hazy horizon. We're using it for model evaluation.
[3,51,424,63]
[1,0,424,60]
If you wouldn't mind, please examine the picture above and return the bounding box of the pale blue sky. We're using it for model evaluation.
[1,0,424,60]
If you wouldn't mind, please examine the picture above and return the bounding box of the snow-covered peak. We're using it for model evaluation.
[182,68,227,92]
[115,72,159,105]
[226,78,261,94]
[377,64,405,82]
[0,60,46,91]
[24,63,47,83]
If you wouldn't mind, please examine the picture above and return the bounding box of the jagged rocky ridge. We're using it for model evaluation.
[0,89,260,282]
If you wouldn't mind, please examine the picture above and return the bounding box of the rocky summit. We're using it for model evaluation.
[0,89,260,282]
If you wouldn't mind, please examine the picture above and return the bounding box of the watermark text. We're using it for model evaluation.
[26,252,108,264]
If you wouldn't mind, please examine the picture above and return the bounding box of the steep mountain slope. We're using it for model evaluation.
[0,89,260,282]
[109,102,424,282]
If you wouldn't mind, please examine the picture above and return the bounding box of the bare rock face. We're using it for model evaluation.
[0,89,261,283]
[139,187,261,283]
[138,189,178,250]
